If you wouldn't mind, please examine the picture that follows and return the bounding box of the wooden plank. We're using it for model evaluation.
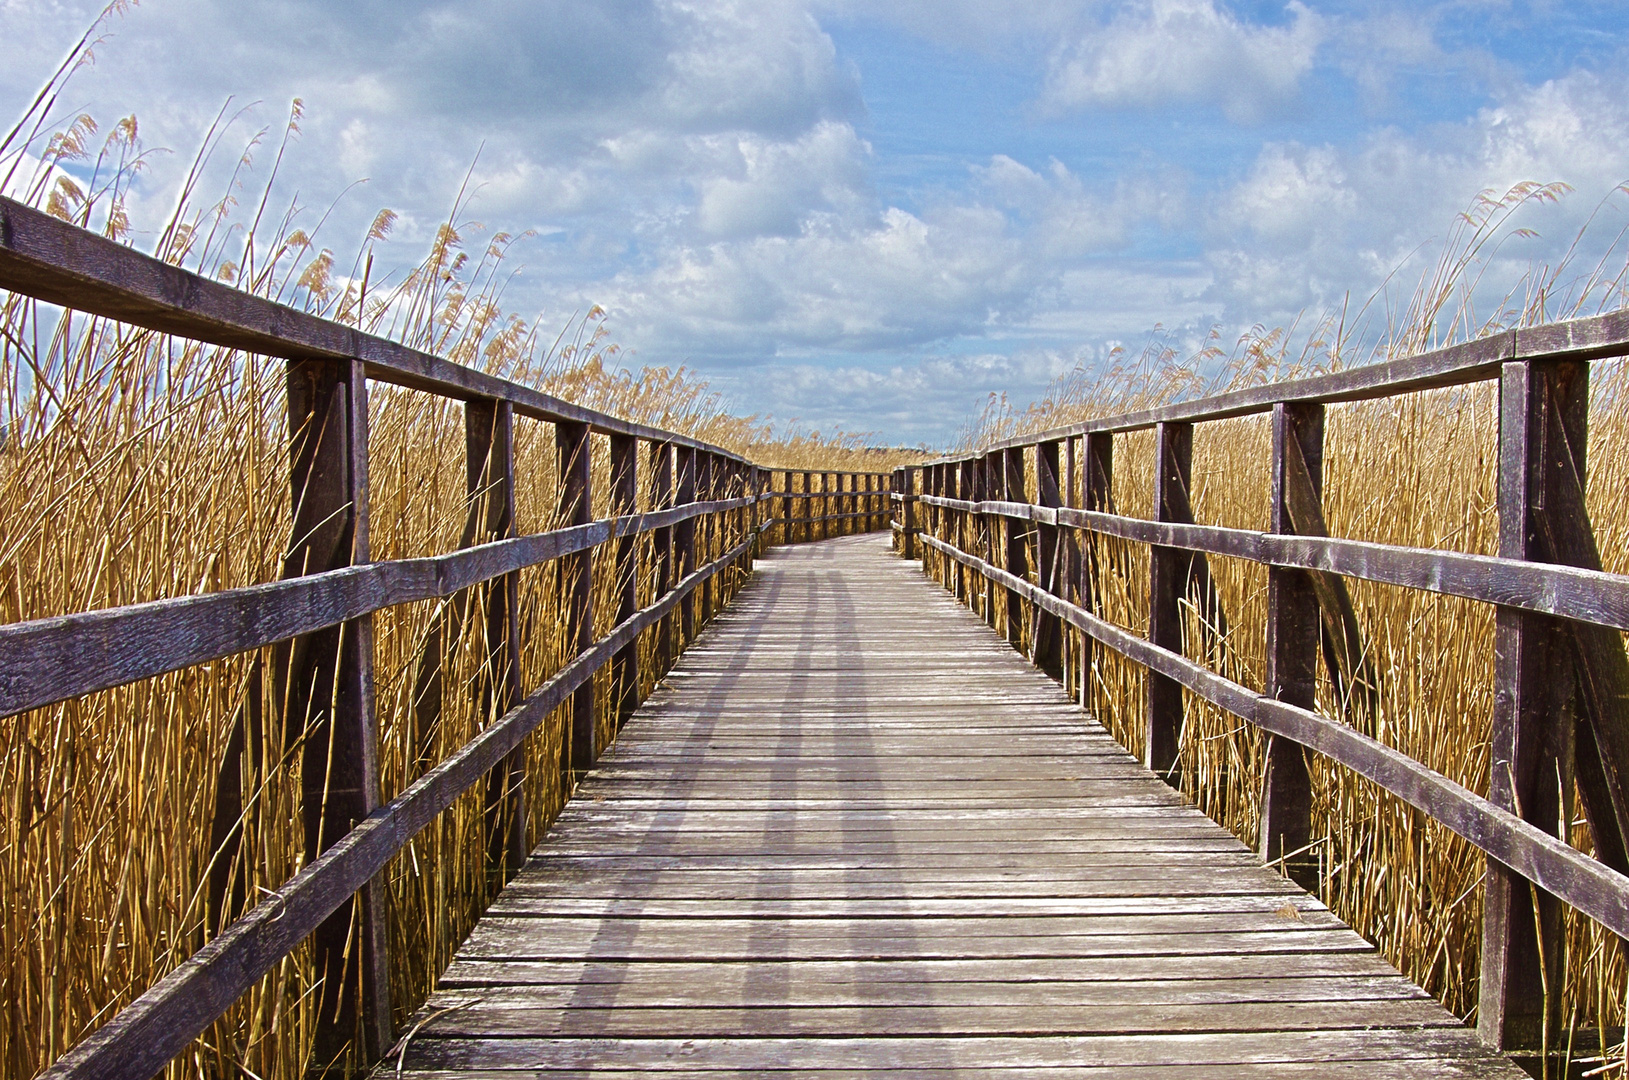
[0,494,754,720]
[918,531,1629,942]
[37,538,754,1080]
[392,537,1524,1080]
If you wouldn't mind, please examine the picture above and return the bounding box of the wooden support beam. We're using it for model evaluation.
[1003,447,1027,649]
[901,468,917,559]
[1035,441,1063,678]
[1479,359,1579,1053]
[1148,421,1192,784]
[610,434,639,731]
[677,447,699,640]
[556,421,594,780]
[650,442,675,674]
[466,399,526,885]
[1260,403,1322,890]
[698,452,715,620]
[275,357,391,1069]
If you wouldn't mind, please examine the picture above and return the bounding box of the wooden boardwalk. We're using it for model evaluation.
[393,534,1523,1078]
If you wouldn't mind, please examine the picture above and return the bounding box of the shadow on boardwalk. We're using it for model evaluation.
[394,534,1522,1078]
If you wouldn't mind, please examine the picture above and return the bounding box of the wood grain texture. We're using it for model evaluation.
[388,535,1521,1078]
[39,534,756,1080]
[918,531,1629,944]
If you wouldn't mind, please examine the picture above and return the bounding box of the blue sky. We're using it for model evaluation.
[5,0,1629,446]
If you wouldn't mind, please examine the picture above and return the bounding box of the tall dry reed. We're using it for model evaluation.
[0,31,915,1078]
[952,182,1629,1073]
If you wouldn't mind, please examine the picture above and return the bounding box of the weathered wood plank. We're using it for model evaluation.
[394,536,1523,1079]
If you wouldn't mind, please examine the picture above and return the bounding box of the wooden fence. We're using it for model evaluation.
[0,194,887,1080]
[889,315,1629,1055]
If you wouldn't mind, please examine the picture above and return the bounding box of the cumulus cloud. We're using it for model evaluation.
[1205,68,1629,322]
[1041,0,1324,123]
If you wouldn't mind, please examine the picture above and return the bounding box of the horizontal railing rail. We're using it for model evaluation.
[886,322,1629,1055]
[0,193,891,1080]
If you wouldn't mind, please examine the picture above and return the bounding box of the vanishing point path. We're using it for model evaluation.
[392,534,1522,1078]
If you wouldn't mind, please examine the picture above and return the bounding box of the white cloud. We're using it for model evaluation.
[1204,68,1629,326]
[1041,0,1324,123]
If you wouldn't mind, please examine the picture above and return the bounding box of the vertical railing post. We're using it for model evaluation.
[698,452,715,621]
[556,421,595,780]
[901,467,916,559]
[1035,440,1062,678]
[1082,433,1112,709]
[782,469,792,544]
[651,442,675,674]
[979,453,997,627]
[1062,437,1080,699]
[1147,421,1192,783]
[467,398,526,883]
[277,357,391,1068]
[1260,403,1322,889]
[1479,359,1582,1053]
[610,434,639,731]
[1003,448,1026,649]
[821,471,832,540]
[677,447,699,639]
[801,471,812,543]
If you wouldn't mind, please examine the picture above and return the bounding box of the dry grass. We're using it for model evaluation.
[945,183,1629,1074]
[0,50,913,1080]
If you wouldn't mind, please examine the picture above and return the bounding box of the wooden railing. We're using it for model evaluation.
[0,195,888,1080]
[888,313,1629,1055]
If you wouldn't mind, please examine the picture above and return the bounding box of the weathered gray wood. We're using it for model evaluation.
[912,491,1629,635]
[1036,440,1063,677]
[278,356,391,1067]
[36,536,754,1080]
[1260,403,1320,889]
[610,434,639,730]
[557,421,595,778]
[393,537,1523,1079]
[919,531,1629,944]
[651,442,676,674]
[1148,422,1191,782]
[468,398,527,883]
[1479,360,1575,1052]
[0,494,755,720]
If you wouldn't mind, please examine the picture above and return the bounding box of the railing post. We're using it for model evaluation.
[698,452,715,620]
[782,469,793,544]
[801,471,812,543]
[1003,448,1026,649]
[1035,440,1063,678]
[1260,403,1322,889]
[1062,437,1079,699]
[610,434,639,731]
[677,447,699,638]
[277,357,391,1068]
[981,452,999,627]
[1479,359,1581,1053]
[556,421,595,780]
[651,442,675,673]
[1148,421,1192,783]
[467,399,527,884]
[1082,433,1112,709]
[901,467,916,559]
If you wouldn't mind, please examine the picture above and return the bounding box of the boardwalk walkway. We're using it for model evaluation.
[393,535,1522,1078]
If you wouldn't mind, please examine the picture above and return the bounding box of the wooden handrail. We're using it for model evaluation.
[896,345,1629,1053]
[0,194,895,1079]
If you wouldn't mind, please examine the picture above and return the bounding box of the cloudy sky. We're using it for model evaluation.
[4,1,1629,445]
